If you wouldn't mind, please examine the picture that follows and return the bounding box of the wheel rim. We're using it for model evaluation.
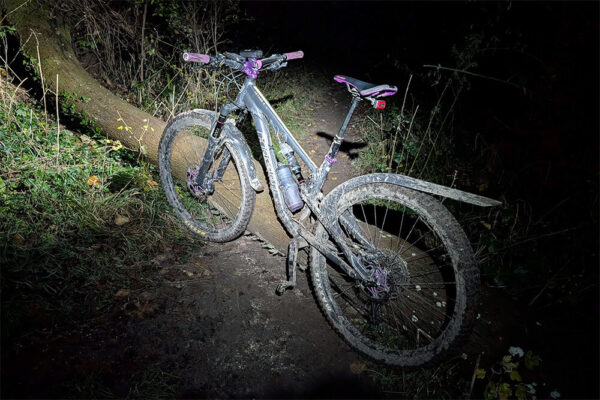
[319,188,465,360]
[167,123,246,235]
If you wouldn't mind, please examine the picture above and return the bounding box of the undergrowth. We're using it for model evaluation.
[0,78,195,346]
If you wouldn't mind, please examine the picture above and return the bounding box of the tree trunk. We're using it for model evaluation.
[4,0,291,252]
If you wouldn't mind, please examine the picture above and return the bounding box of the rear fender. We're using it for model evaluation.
[321,173,501,221]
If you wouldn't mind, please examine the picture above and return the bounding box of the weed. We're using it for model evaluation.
[0,79,195,343]
[473,347,550,400]
[54,0,241,120]
[364,356,471,399]
[127,367,180,399]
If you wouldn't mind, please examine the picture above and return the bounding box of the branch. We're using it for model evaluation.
[423,64,524,91]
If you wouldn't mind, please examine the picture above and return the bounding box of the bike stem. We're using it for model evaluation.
[311,95,361,195]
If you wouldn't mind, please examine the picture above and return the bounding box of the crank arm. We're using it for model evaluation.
[276,238,299,295]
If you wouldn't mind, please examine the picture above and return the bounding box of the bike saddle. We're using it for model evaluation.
[334,75,398,97]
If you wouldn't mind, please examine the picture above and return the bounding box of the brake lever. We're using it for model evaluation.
[264,61,288,71]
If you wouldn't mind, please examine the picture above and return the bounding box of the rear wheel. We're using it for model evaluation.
[310,182,479,366]
[158,110,255,242]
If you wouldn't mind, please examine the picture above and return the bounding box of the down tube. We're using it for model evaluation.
[246,105,300,238]
[246,86,318,174]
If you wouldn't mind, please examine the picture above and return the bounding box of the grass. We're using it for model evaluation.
[260,66,327,140]
[364,358,472,399]
[0,77,195,367]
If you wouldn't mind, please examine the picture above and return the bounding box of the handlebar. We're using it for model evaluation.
[284,50,304,60]
[182,50,304,75]
[182,52,210,63]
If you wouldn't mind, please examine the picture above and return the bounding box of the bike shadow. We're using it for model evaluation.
[315,131,366,160]
[269,94,294,106]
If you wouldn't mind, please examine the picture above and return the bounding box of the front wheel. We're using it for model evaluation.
[158,110,255,242]
[310,181,479,367]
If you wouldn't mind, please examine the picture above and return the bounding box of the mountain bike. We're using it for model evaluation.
[158,49,501,367]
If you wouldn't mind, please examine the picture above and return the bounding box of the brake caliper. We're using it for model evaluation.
[187,167,204,196]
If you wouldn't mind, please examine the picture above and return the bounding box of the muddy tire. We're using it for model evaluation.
[310,180,479,367]
[158,110,255,242]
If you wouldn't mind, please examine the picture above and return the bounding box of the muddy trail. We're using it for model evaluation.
[4,235,378,398]
[3,75,533,398]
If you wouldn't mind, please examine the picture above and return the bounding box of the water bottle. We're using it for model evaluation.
[280,143,303,181]
[276,163,304,212]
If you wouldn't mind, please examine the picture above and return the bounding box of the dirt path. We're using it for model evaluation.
[5,235,383,398]
[298,78,366,194]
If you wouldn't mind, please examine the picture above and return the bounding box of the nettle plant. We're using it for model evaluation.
[475,346,560,400]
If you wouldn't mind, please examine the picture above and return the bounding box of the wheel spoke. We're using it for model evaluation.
[310,183,478,365]
[160,114,254,241]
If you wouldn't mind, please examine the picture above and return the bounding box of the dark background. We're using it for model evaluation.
[2,0,597,397]
[237,1,598,207]
[236,1,599,397]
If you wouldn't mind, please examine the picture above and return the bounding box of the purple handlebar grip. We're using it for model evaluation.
[284,50,304,60]
[183,53,210,63]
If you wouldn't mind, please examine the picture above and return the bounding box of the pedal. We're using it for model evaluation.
[276,281,295,295]
[275,238,299,295]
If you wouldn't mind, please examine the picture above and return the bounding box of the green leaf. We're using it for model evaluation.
[509,369,522,382]
[515,384,528,400]
[502,355,518,372]
[524,351,541,370]
[475,368,486,379]
[498,383,512,400]
[484,382,498,400]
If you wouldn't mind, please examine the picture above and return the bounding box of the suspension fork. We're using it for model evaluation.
[193,104,240,192]
[212,109,251,182]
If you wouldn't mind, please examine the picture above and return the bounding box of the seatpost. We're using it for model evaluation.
[326,95,360,162]
[337,96,361,140]
[311,96,361,194]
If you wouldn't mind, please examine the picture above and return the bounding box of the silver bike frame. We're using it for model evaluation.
[206,76,373,280]
[205,74,501,282]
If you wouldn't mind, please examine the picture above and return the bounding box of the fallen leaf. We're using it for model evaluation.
[146,179,158,186]
[480,221,492,230]
[13,233,25,245]
[350,361,366,374]
[114,214,130,226]
[115,289,129,297]
[87,175,100,186]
